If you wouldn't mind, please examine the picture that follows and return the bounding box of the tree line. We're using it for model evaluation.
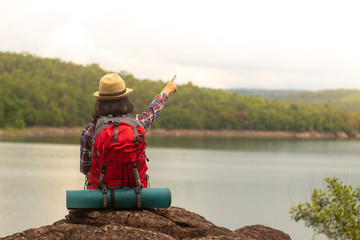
[280,89,360,114]
[1,51,360,133]
[231,88,360,114]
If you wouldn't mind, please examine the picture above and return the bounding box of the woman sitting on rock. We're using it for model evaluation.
[80,73,177,189]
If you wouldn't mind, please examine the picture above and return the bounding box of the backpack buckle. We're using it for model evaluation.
[101,184,108,208]
[134,136,141,146]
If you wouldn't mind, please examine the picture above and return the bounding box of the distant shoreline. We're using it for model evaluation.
[1,126,360,140]
[148,129,360,139]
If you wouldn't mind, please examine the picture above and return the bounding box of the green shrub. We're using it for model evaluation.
[290,177,360,239]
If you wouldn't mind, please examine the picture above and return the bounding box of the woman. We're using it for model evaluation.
[80,73,177,187]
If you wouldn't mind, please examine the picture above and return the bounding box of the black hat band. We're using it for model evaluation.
[99,89,127,97]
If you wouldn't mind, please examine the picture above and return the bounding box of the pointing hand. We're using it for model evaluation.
[161,75,178,96]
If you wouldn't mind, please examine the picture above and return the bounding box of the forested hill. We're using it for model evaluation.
[279,90,360,114]
[228,89,300,100]
[230,89,360,114]
[1,51,360,133]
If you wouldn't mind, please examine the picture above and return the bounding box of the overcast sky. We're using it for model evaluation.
[1,0,360,90]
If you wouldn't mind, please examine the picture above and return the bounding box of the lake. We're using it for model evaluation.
[1,136,360,239]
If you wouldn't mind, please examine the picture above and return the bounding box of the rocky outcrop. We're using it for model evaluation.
[2,206,291,240]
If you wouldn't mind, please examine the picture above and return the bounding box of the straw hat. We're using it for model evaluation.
[93,73,133,100]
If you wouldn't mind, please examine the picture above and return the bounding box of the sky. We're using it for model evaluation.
[1,0,360,90]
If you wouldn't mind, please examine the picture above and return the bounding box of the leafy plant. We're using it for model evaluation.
[290,177,360,239]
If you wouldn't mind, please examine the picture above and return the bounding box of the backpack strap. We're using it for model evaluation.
[98,163,108,208]
[131,124,143,207]
[110,189,116,208]
[98,163,107,189]
[113,122,119,143]
[133,165,142,207]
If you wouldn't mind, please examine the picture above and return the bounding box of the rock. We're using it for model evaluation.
[349,131,360,138]
[234,225,291,240]
[335,131,349,138]
[2,207,291,240]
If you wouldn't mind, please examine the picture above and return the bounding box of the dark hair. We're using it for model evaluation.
[92,97,134,122]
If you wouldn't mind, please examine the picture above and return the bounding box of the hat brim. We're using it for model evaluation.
[93,88,133,100]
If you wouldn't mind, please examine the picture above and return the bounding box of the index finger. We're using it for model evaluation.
[171,75,176,83]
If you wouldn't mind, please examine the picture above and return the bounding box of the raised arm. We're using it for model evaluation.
[136,75,177,131]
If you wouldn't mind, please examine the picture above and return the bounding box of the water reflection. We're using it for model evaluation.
[147,136,360,155]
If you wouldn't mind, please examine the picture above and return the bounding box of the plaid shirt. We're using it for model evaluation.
[80,93,168,175]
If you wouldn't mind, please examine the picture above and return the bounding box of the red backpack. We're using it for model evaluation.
[88,115,148,192]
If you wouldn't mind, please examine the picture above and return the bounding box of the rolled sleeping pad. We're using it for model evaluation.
[66,188,171,209]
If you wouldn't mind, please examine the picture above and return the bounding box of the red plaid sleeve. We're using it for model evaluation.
[135,93,168,132]
[80,122,95,175]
